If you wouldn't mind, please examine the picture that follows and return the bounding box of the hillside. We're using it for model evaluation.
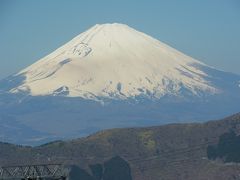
[1,113,240,179]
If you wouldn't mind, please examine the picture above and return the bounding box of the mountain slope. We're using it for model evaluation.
[1,113,240,180]
[5,23,219,100]
[0,23,239,145]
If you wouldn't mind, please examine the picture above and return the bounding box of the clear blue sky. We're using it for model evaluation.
[0,0,240,79]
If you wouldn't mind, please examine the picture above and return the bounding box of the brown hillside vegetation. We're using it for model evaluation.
[1,113,240,180]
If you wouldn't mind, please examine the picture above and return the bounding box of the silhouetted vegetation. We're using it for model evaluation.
[103,156,132,180]
[89,164,103,180]
[69,165,94,180]
[207,131,240,162]
[69,156,132,180]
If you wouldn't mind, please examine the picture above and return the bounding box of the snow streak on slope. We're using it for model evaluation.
[11,23,219,100]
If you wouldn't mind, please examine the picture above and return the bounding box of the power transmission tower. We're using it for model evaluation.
[0,163,68,180]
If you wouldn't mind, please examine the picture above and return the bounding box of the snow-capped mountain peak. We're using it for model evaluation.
[10,23,218,100]
[1,23,240,145]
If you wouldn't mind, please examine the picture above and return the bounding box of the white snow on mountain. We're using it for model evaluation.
[10,23,219,100]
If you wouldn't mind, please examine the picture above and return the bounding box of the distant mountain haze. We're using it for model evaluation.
[0,23,239,145]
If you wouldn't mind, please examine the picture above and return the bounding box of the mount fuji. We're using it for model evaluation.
[0,23,240,145]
